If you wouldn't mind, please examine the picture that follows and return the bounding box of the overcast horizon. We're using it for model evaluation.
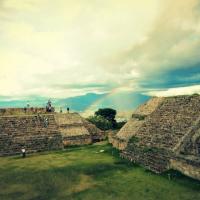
[1,0,200,111]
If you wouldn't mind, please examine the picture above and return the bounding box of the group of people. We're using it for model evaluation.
[46,100,69,113]
[24,99,70,113]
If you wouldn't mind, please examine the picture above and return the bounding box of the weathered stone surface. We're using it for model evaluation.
[133,97,163,116]
[170,155,200,181]
[112,95,200,180]
[0,108,47,116]
[82,118,106,141]
[136,96,200,150]
[121,145,171,173]
[55,113,106,147]
[63,135,92,146]
[0,114,63,156]
[0,112,105,156]
[111,118,145,150]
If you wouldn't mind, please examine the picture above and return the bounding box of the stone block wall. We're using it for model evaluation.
[0,108,48,116]
[196,138,200,155]
[0,112,106,156]
[115,95,200,180]
[57,123,92,147]
[133,97,163,116]
[121,144,171,173]
[62,135,92,146]
[108,132,114,144]
[112,137,127,150]
[0,114,63,156]
[107,95,200,181]
[181,127,200,156]
[108,132,126,150]
[112,118,145,150]
[135,96,200,150]
[170,156,200,181]
[83,121,106,142]
[55,113,106,146]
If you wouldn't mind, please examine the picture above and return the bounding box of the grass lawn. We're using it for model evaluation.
[0,142,199,200]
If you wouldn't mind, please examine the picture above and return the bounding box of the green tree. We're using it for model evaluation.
[95,108,117,128]
[87,115,113,131]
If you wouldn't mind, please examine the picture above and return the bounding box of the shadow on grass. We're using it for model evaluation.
[161,169,200,190]
[0,156,133,200]
[1,143,200,200]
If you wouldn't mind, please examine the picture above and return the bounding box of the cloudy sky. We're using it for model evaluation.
[0,0,200,104]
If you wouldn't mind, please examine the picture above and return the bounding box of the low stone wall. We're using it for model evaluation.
[92,133,106,142]
[62,135,92,146]
[108,132,128,150]
[0,114,63,156]
[112,137,127,150]
[83,120,106,142]
[121,145,171,173]
[0,108,47,116]
[108,132,114,144]
[170,156,200,181]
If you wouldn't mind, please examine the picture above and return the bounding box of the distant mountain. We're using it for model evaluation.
[0,92,150,114]
[0,96,48,108]
[54,93,107,111]
[0,93,106,111]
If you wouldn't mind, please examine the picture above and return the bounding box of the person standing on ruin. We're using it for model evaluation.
[46,99,52,112]
[21,148,26,158]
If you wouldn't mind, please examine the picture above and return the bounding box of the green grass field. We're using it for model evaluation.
[0,142,199,200]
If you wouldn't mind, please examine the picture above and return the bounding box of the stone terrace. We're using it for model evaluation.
[0,114,63,156]
[114,95,200,180]
[54,113,105,146]
[136,95,200,150]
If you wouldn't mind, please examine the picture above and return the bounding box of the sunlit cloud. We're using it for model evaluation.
[0,0,200,103]
[144,85,200,97]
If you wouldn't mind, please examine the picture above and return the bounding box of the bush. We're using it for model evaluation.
[87,115,113,131]
[95,108,117,129]
[89,108,127,130]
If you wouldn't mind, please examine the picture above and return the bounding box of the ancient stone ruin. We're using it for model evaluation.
[0,113,63,156]
[110,95,200,180]
[0,108,105,156]
[0,107,47,116]
[55,113,105,147]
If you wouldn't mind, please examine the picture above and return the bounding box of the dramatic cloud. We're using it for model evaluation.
[145,85,200,97]
[0,0,200,102]
[103,0,200,80]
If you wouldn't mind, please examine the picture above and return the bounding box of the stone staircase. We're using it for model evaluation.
[0,114,63,156]
[121,95,200,174]
[136,96,200,150]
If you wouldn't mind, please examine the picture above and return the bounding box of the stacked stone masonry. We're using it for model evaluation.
[0,108,47,116]
[112,95,200,181]
[54,113,105,147]
[0,114,63,156]
[0,111,105,155]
